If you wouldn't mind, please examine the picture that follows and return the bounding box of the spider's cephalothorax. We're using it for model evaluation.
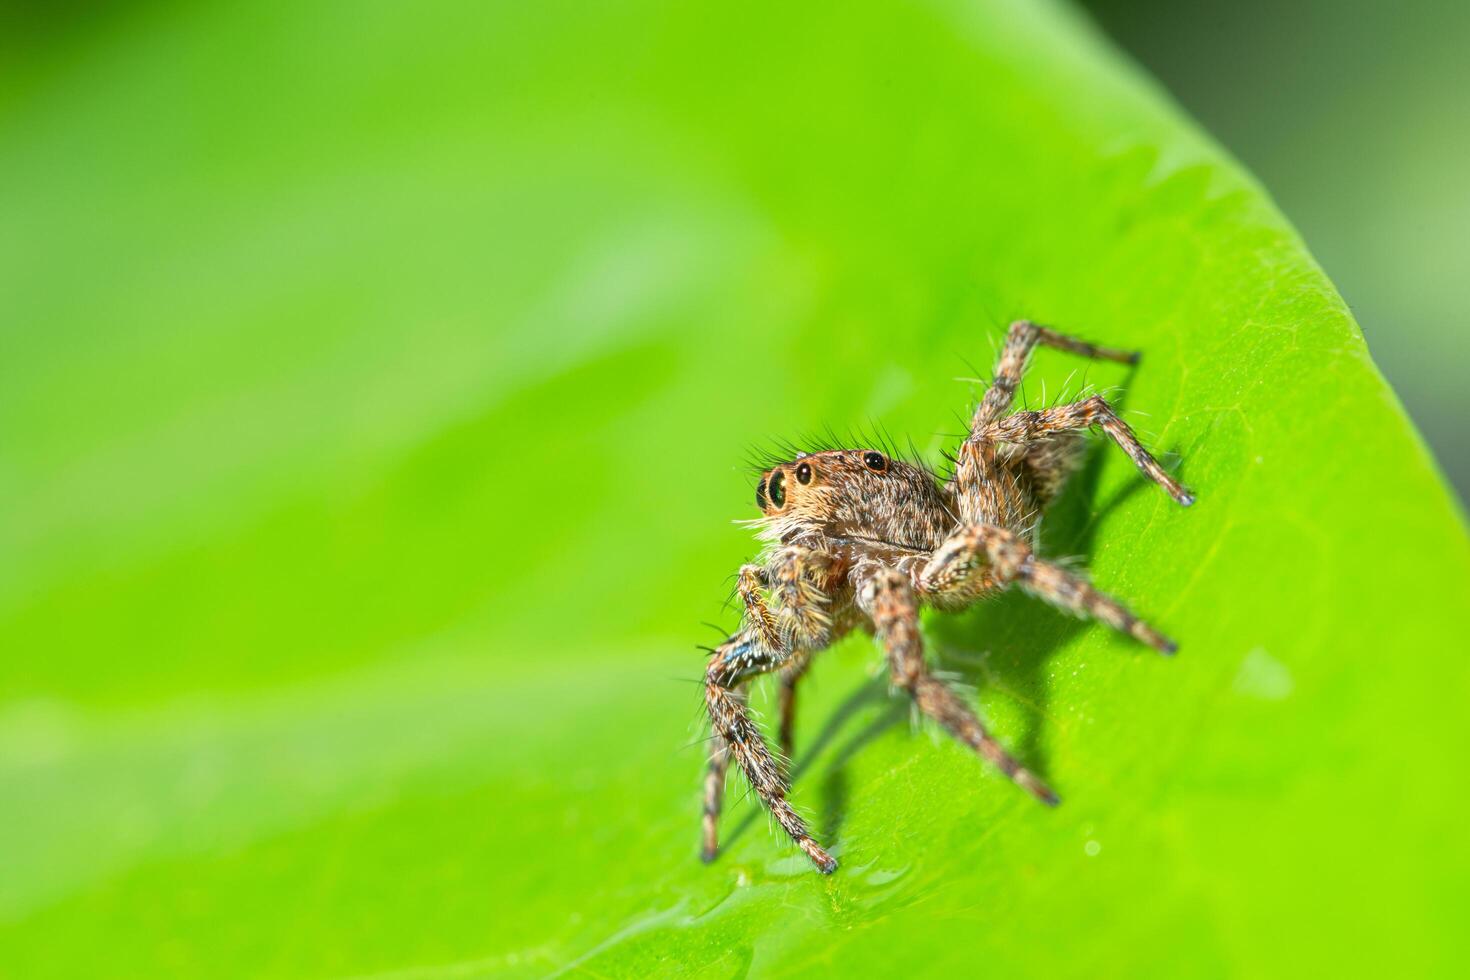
[699,321,1194,874]
[757,449,954,554]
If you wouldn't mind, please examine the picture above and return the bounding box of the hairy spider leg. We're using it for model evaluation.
[860,567,1059,805]
[735,549,829,761]
[919,523,1177,654]
[703,627,836,872]
[988,395,1193,507]
[768,545,834,650]
[736,564,781,651]
[971,319,1139,430]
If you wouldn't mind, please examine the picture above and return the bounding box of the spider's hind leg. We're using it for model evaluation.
[991,394,1193,507]
[972,320,1139,429]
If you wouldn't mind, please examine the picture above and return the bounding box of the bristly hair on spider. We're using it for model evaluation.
[742,419,926,477]
[697,320,1194,874]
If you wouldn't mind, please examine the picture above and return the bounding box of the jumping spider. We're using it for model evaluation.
[700,321,1194,874]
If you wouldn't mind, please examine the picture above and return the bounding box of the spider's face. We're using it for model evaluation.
[754,450,952,551]
[756,450,891,517]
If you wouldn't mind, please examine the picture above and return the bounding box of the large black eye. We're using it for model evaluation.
[796,462,812,484]
[767,469,786,507]
[756,476,768,510]
[864,451,887,471]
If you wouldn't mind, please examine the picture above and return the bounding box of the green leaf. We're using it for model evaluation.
[3,0,1467,976]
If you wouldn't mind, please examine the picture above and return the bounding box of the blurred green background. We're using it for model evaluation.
[2,0,1468,977]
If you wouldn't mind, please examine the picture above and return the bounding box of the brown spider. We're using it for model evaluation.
[700,321,1194,874]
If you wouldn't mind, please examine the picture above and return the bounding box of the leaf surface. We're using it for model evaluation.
[2,0,1467,976]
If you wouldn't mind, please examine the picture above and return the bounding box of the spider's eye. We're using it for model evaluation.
[796,462,813,485]
[863,451,888,472]
[767,469,786,508]
[756,476,768,510]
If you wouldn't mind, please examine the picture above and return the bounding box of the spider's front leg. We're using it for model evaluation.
[704,546,838,870]
[919,523,1177,653]
[736,564,781,651]
[734,547,833,760]
[858,567,1059,806]
[702,626,836,873]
